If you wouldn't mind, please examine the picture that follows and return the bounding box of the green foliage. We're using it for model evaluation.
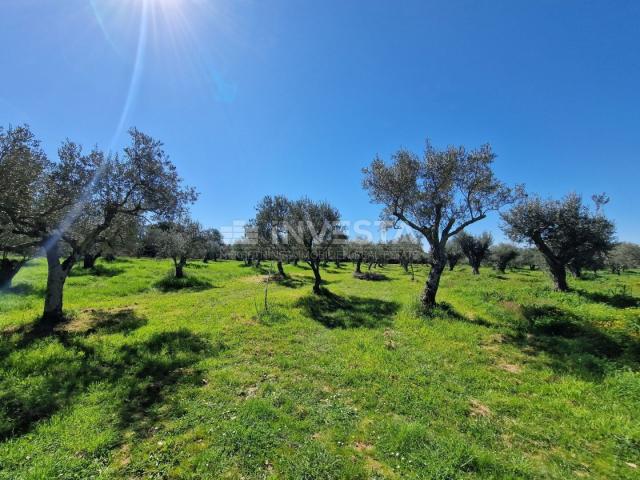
[0,258,639,479]
[502,193,616,286]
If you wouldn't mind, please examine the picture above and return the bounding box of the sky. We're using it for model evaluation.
[1,0,639,243]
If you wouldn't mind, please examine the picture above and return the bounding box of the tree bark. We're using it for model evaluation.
[532,236,569,292]
[471,264,480,275]
[421,259,445,310]
[43,244,74,326]
[0,258,25,288]
[83,252,100,269]
[175,257,186,278]
[277,260,285,276]
[549,262,569,291]
[310,260,322,294]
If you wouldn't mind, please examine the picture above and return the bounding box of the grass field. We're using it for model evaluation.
[0,258,639,479]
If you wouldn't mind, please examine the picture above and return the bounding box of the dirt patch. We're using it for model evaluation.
[239,384,259,399]
[60,307,144,334]
[469,399,492,417]
[242,275,269,284]
[354,441,374,452]
[498,363,522,374]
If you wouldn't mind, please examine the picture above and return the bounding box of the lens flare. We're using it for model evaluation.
[46,0,236,254]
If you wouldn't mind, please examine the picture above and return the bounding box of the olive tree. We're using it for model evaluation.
[501,193,615,291]
[288,198,342,294]
[606,242,640,274]
[329,231,349,268]
[455,232,493,274]
[363,140,517,309]
[515,247,544,270]
[491,243,519,273]
[392,233,423,273]
[156,218,204,278]
[346,237,373,274]
[0,125,49,287]
[0,225,38,288]
[81,214,142,268]
[1,127,196,325]
[202,228,224,262]
[445,243,463,271]
[251,195,291,276]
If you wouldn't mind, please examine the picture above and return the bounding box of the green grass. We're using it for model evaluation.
[0,258,639,479]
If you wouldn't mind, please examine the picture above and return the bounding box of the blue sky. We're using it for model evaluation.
[2,0,639,243]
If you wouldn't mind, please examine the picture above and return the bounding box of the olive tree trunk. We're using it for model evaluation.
[0,258,25,288]
[83,252,100,269]
[174,256,187,278]
[277,260,285,276]
[421,258,446,310]
[549,262,569,291]
[309,260,322,294]
[43,243,75,326]
[533,238,569,292]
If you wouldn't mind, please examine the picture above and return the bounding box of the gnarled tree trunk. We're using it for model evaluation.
[421,260,445,310]
[549,262,568,291]
[533,236,569,292]
[83,252,100,269]
[309,259,322,294]
[0,258,26,288]
[43,243,75,326]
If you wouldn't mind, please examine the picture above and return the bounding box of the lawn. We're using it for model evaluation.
[0,258,639,479]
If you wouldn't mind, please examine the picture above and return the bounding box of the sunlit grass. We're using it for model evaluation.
[0,258,638,478]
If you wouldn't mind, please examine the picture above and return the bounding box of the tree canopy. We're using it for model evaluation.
[501,193,615,290]
[363,140,518,308]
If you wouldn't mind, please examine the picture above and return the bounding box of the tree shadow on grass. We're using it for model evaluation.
[421,302,494,328]
[69,264,125,278]
[276,276,308,289]
[506,304,640,380]
[1,283,45,296]
[0,323,220,442]
[154,275,213,292]
[294,290,399,329]
[60,308,148,336]
[574,288,640,309]
[353,271,390,281]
